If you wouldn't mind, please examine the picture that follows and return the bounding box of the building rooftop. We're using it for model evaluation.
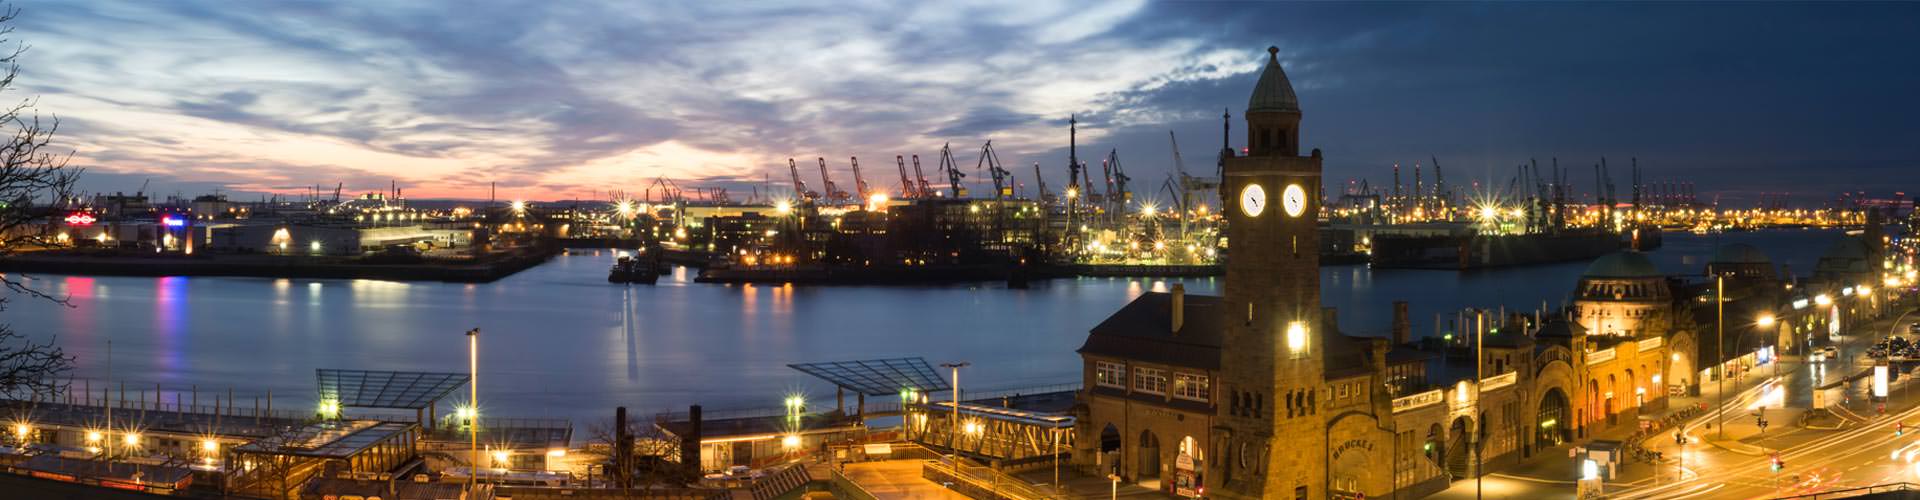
[1078,291,1225,370]
[1583,251,1663,279]
[231,420,415,459]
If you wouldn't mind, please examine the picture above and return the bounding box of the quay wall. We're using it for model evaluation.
[0,248,557,283]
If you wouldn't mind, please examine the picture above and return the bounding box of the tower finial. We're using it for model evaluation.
[1267,46,1279,59]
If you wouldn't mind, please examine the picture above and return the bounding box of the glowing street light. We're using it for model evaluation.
[1757,314,1776,328]
[775,200,793,215]
[1814,294,1833,306]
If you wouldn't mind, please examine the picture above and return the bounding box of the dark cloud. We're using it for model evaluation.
[13,1,1918,203]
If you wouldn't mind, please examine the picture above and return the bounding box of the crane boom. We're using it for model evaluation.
[939,143,967,198]
[817,157,847,202]
[788,158,816,201]
[850,156,870,200]
[895,155,914,199]
[912,155,931,198]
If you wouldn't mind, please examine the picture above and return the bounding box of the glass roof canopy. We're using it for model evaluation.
[787,357,950,396]
[316,369,470,410]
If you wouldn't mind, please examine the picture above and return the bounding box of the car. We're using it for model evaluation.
[1823,346,1840,357]
[1909,322,1920,334]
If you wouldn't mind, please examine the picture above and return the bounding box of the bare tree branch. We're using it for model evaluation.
[0,3,81,399]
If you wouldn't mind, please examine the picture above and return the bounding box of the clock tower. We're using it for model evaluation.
[1209,46,1327,500]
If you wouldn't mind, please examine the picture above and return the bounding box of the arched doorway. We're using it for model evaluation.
[1099,424,1121,475]
[1176,436,1203,496]
[1537,388,1570,446]
[1606,374,1618,425]
[1425,423,1444,464]
[1626,369,1639,408]
[1138,430,1162,488]
[1446,416,1474,478]
[1668,350,1694,396]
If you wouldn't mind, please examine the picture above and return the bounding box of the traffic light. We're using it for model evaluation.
[1771,454,1784,473]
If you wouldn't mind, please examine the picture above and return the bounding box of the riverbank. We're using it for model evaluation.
[0,247,557,283]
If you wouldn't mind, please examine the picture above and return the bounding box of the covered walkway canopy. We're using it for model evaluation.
[789,357,951,417]
[316,369,469,427]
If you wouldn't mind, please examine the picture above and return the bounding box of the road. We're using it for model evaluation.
[1612,306,1920,500]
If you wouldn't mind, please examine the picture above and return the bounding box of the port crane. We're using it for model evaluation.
[911,155,932,199]
[1104,149,1132,215]
[1032,163,1055,205]
[850,156,871,201]
[976,141,1013,200]
[788,158,818,201]
[895,155,915,199]
[818,157,850,203]
[938,143,967,198]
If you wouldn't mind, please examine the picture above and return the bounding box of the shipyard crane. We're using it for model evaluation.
[817,157,849,203]
[911,155,932,199]
[939,143,968,198]
[1105,149,1132,212]
[788,158,817,201]
[1033,163,1055,206]
[333,183,343,203]
[976,141,1012,200]
[850,156,871,201]
[895,155,916,199]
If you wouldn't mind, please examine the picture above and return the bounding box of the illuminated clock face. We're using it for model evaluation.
[1282,184,1307,218]
[1239,183,1266,217]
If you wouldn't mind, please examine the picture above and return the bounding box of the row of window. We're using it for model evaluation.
[1095,361,1210,402]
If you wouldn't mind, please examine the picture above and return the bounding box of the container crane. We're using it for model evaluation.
[895,155,915,199]
[939,143,967,198]
[850,156,871,201]
[788,158,817,201]
[817,157,849,203]
[912,155,932,199]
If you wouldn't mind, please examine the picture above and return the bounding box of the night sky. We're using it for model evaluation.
[16,1,1919,206]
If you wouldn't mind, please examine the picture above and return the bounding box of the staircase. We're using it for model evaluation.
[1445,438,1473,479]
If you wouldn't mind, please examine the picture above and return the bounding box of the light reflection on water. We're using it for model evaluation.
[5,229,1844,420]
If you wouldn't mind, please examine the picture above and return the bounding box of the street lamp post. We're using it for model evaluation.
[466,328,479,491]
[940,362,969,460]
[1716,275,1726,439]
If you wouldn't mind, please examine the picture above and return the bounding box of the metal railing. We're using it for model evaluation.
[829,465,880,500]
[654,381,1082,423]
[923,458,1058,500]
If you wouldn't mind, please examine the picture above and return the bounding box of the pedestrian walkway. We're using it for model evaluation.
[840,460,971,500]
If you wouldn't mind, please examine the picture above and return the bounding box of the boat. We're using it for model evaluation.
[608,253,660,284]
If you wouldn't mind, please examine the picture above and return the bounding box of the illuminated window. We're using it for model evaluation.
[1095,361,1126,389]
[1173,372,1210,402]
[1134,367,1169,395]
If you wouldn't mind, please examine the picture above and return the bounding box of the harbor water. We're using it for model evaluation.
[5,228,1848,422]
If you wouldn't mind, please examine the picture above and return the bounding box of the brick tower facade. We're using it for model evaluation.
[1209,46,1327,500]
